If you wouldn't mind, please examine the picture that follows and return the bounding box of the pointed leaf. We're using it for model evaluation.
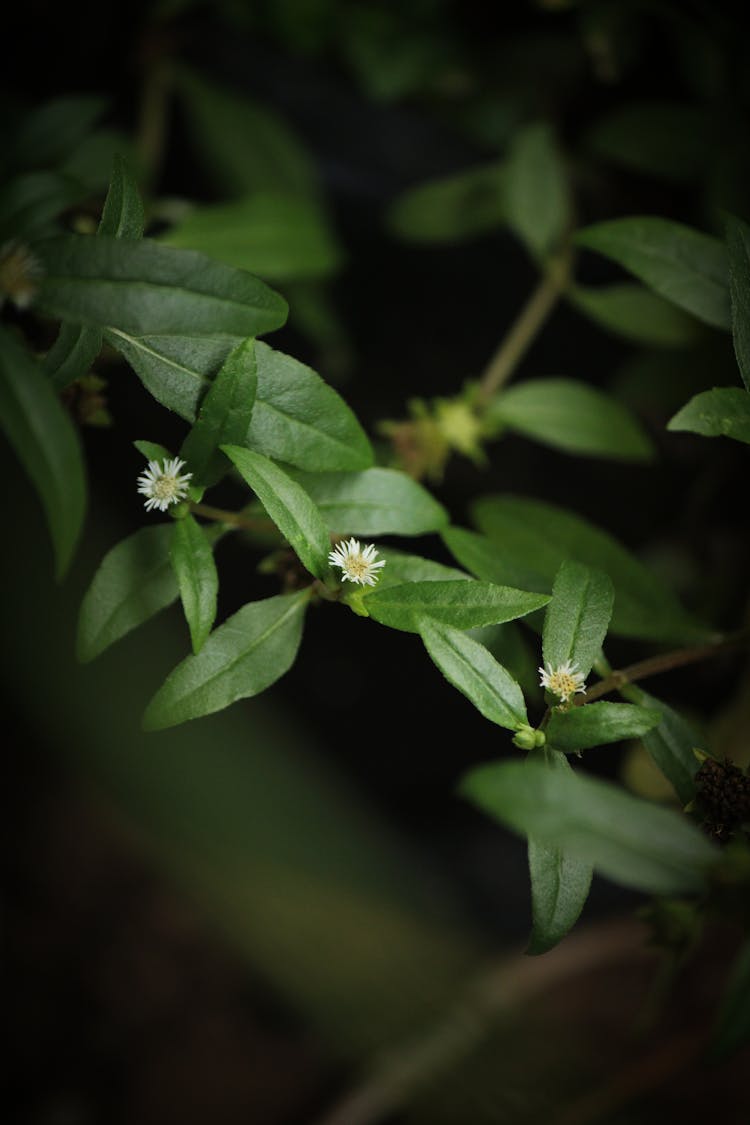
[133,439,172,463]
[726,214,750,390]
[626,687,702,805]
[181,338,258,486]
[365,580,549,633]
[527,749,592,954]
[289,467,448,536]
[222,445,330,578]
[667,387,750,445]
[547,702,662,752]
[170,515,219,654]
[505,123,571,258]
[0,326,86,579]
[143,591,309,730]
[575,217,729,329]
[461,757,717,895]
[419,616,527,730]
[98,153,146,240]
[542,560,614,679]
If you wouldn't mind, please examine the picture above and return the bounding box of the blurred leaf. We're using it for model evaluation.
[711,941,750,1059]
[527,749,592,955]
[143,590,310,730]
[542,560,613,679]
[4,95,107,174]
[77,526,177,661]
[465,497,709,643]
[222,445,330,578]
[133,439,173,463]
[44,155,145,389]
[547,702,662,752]
[170,514,219,654]
[180,338,257,486]
[341,5,451,101]
[365,580,550,633]
[585,101,713,182]
[387,162,506,244]
[461,757,717,895]
[0,171,87,243]
[162,193,342,281]
[60,128,142,192]
[289,467,448,536]
[667,387,750,445]
[575,217,730,329]
[175,67,319,198]
[487,377,654,460]
[34,235,288,338]
[626,687,702,805]
[419,617,528,731]
[570,283,701,348]
[504,122,571,258]
[726,213,750,390]
[0,326,86,579]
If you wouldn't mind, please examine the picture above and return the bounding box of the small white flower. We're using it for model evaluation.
[328,537,386,587]
[539,660,587,703]
[137,457,192,512]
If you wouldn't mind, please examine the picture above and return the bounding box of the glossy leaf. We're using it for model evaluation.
[542,560,614,678]
[488,377,653,461]
[0,326,86,579]
[170,515,219,654]
[546,702,662,752]
[180,338,258,486]
[570,283,701,348]
[33,235,288,338]
[504,122,570,258]
[527,749,592,954]
[626,687,702,805]
[365,580,549,633]
[419,617,527,731]
[387,162,506,243]
[77,526,177,661]
[222,446,330,578]
[575,217,730,330]
[668,387,750,445]
[143,590,309,730]
[465,497,708,643]
[163,193,342,281]
[289,467,448,536]
[726,214,750,390]
[461,757,717,894]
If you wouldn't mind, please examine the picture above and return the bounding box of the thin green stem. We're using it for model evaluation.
[475,252,572,408]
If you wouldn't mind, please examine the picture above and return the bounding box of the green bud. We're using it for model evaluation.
[513,725,539,751]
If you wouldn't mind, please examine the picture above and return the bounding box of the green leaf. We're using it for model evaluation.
[180,338,258,486]
[487,378,654,461]
[221,446,330,578]
[0,326,86,579]
[133,439,173,463]
[143,590,309,730]
[77,526,178,661]
[33,235,289,338]
[585,102,713,183]
[44,155,145,389]
[575,217,730,330]
[0,171,87,243]
[387,162,506,244]
[162,194,342,282]
[5,96,107,174]
[726,214,750,391]
[461,757,717,895]
[546,702,662,752]
[468,622,541,701]
[175,68,318,199]
[373,548,468,592]
[711,941,750,1059]
[625,687,701,805]
[504,123,571,258]
[60,129,143,193]
[170,515,219,654]
[527,749,592,955]
[569,283,701,348]
[463,497,708,644]
[419,617,528,730]
[667,387,750,445]
[365,580,550,633]
[542,560,614,679]
[289,467,448,536]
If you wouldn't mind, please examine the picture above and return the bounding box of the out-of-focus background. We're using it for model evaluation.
[3,2,749,1122]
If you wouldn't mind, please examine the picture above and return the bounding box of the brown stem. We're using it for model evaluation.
[189,502,274,533]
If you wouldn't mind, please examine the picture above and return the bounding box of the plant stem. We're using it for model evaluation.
[189,502,274,533]
[475,252,572,408]
[578,630,750,706]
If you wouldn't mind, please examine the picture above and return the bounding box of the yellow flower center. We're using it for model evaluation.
[548,669,580,699]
